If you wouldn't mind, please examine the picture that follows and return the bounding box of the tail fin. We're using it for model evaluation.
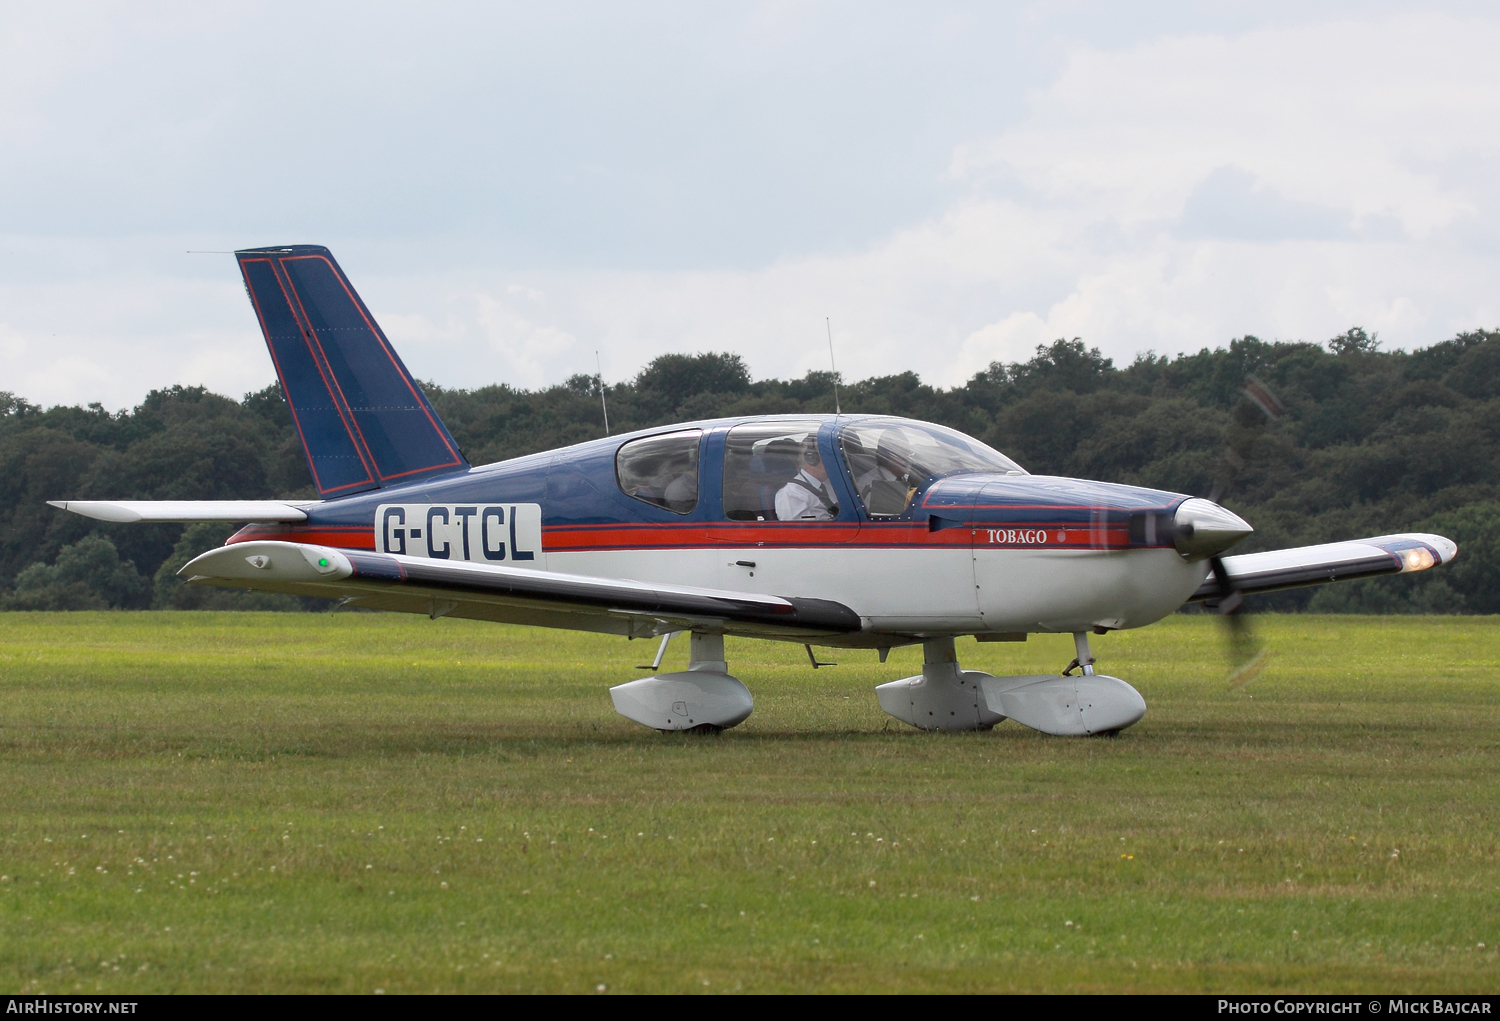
[235,245,468,498]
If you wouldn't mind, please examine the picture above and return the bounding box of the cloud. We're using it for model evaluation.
[6,10,1500,408]
[1176,168,1357,243]
[347,13,1500,390]
[957,16,1500,235]
[0,241,266,409]
[933,14,1500,362]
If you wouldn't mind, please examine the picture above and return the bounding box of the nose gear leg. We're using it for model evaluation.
[1062,632,1096,677]
[874,637,1004,731]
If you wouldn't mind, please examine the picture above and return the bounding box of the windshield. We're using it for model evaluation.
[838,418,1025,517]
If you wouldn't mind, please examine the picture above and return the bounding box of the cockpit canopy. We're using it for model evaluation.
[617,415,1027,523]
[714,417,1024,522]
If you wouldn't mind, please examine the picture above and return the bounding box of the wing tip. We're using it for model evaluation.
[48,500,142,522]
[1367,532,1458,570]
[1419,533,1458,565]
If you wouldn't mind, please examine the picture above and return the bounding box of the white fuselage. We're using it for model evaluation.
[546,544,1210,644]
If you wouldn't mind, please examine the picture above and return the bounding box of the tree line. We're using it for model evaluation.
[3,326,1498,613]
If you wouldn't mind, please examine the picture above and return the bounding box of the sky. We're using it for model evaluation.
[3,1,1500,409]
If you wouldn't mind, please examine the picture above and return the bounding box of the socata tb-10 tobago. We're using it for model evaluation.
[51,245,1458,737]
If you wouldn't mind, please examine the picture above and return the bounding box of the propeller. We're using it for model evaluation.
[1201,375,1284,688]
[1208,554,1265,688]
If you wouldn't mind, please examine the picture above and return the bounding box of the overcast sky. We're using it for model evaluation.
[4,1,1499,409]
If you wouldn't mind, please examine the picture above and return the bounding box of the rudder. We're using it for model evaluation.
[236,245,468,497]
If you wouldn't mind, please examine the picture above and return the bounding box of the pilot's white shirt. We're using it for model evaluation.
[775,469,837,521]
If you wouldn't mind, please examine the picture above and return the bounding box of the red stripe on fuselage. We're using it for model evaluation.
[227,520,1166,553]
[545,521,1149,550]
[545,522,863,549]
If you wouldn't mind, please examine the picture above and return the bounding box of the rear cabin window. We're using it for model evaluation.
[722,422,824,520]
[615,430,702,514]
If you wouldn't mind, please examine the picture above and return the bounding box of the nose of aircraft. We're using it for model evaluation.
[1172,498,1254,559]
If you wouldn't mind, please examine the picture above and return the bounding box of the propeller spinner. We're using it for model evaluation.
[1172,498,1254,560]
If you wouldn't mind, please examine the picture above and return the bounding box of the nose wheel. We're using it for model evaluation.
[874,631,1147,736]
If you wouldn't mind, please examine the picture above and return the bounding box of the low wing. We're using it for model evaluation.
[49,500,315,523]
[180,541,863,641]
[1189,532,1457,600]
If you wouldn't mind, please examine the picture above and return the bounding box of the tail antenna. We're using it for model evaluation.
[595,350,611,436]
[825,317,842,415]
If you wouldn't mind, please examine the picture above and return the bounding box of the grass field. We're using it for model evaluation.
[0,611,1497,994]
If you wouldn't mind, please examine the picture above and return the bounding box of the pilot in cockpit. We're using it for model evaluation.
[854,436,907,491]
[852,434,920,516]
[774,437,839,522]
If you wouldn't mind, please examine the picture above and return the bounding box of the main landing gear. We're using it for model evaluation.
[609,633,753,734]
[874,633,1147,736]
[607,631,1147,737]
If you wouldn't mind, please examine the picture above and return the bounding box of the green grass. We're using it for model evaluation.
[0,611,1497,994]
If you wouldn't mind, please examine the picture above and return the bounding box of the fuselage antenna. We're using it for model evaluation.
[825,317,842,415]
[595,350,611,436]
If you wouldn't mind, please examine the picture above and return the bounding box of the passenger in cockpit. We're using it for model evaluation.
[774,438,839,522]
[662,470,698,514]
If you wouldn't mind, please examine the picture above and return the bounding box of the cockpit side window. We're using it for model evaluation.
[615,430,702,514]
[839,419,1025,517]
[722,422,824,521]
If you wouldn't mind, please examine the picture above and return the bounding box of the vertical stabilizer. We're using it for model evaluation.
[236,244,468,498]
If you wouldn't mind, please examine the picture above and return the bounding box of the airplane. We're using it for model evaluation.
[49,245,1458,738]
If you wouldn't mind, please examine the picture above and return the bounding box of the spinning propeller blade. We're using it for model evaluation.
[1207,552,1269,688]
[1203,376,1284,686]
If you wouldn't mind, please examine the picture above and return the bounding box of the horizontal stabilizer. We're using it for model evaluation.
[48,500,313,524]
[180,541,862,641]
[1191,532,1457,600]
